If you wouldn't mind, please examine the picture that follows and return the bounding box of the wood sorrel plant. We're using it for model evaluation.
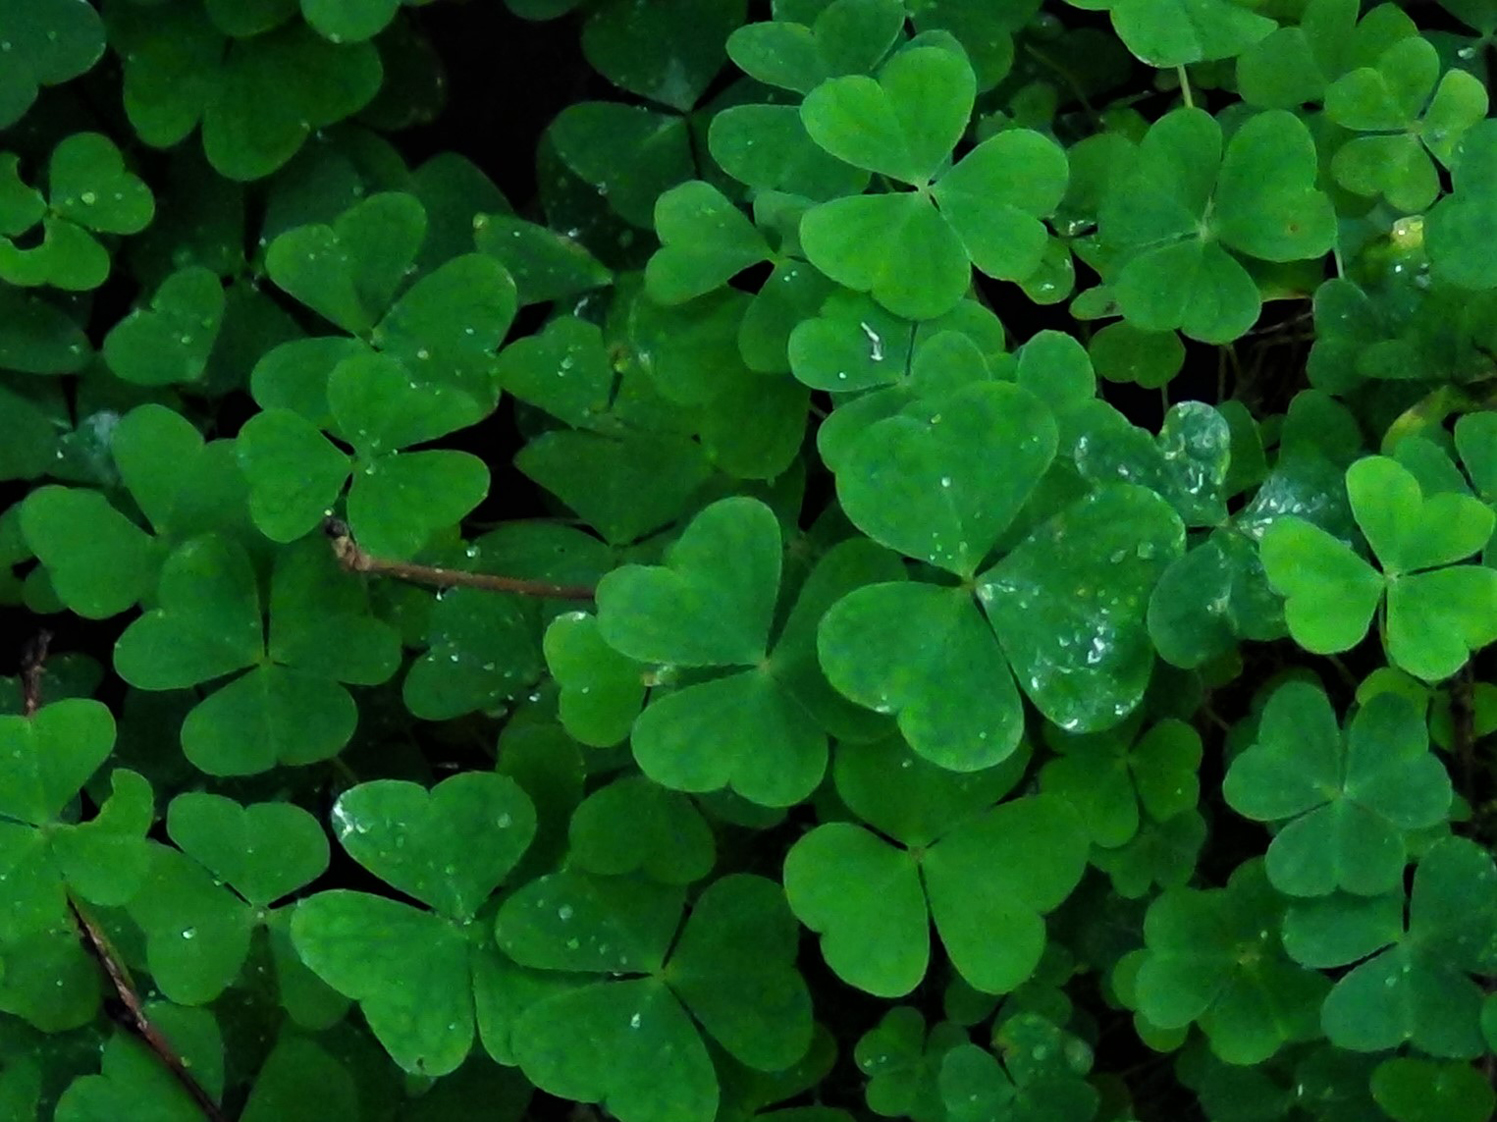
[2,0,1497,1119]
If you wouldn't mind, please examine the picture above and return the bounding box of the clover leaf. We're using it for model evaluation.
[122,793,332,1011]
[1371,1057,1497,1122]
[1261,454,1497,680]
[856,1006,967,1122]
[939,1015,1099,1122]
[798,46,1068,319]
[0,702,154,970]
[727,0,905,94]
[1224,682,1451,897]
[1324,35,1488,212]
[0,133,153,291]
[545,612,647,748]
[784,778,1087,998]
[238,352,490,556]
[107,8,382,180]
[598,497,887,806]
[567,775,715,885]
[645,181,772,305]
[1091,0,1275,67]
[113,533,401,774]
[54,1031,205,1122]
[21,404,251,618]
[291,773,536,1075]
[582,0,744,111]
[0,0,104,128]
[979,483,1185,733]
[1318,837,1497,1057]
[1129,860,1330,1063]
[102,266,225,386]
[1041,716,1201,849]
[1097,107,1336,343]
[496,871,810,1122]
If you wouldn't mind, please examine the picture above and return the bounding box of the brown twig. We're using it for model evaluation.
[69,900,228,1122]
[27,643,225,1122]
[322,518,595,601]
[19,630,51,718]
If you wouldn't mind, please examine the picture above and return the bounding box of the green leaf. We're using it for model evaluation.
[513,980,718,1122]
[642,665,829,804]
[102,266,226,386]
[290,890,476,1076]
[266,193,427,334]
[980,485,1184,733]
[645,181,771,305]
[597,497,781,666]
[1371,1058,1496,1122]
[0,699,115,826]
[127,844,253,1004]
[21,486,157,618]
[113,535,263,690]
[568,775,714,884]
[0,0,105,129]
[668,875,812,1071]
[473,213,612,307]
[48,133,154,235]
[300,0,401,43]
[708,104,871,200]
[1260,517,1384,654]
[931,129,1068,283]
[235,408,351,543]
[783,821,927,997]
[166,793,329,907]
[921,795,1089,995]
[517,431,712,545]
[801,46,975,184]
[548,102,695,229]
[1223,683,1451,896]
[330,773,536,920]
[1321,837,1497,1057]
[1107,0,1275,67]
[582,0,745,111]
[818,582,1024,770]
[800,192,971,321]
[1132,860,1329,1063]
[835,381,1057,577]
[1214,110,1338,263]
[54,1033,202,1122]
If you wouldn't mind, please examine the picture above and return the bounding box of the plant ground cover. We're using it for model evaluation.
[3,0,1497,1120]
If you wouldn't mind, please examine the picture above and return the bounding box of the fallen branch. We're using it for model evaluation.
[69,900,228,1122]
[323,519,596,601]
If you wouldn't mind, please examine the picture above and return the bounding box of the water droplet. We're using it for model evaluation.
[558,905,573,921]
[940,476,952,488]
[181,928,197,940]
[497,813,512,828]
[630,1012,642,1029]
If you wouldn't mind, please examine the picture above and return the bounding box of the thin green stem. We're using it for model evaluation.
[1177,66,1194,109]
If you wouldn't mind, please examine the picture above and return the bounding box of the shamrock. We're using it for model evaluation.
[0,134,153,291]
[1097,107,1337,343]
[784,736,1084,998]
[856,1006,967,1122]
[1261,454,1497,680]
[1310,837,1497,1058]
[1323,35,1488,212]
[21,404,254,619]
[291,773,537,1075]
[237,352,490,557]
[1224,681,1451,897]
[1126,860,1330,1064]
[495,872,812,1122]
[594,498,904,806]
[796,45,1069,319]
[125,794,335,1018]
[112,533,401,775]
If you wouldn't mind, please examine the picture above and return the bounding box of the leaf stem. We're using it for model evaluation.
[323,519,596,601]
[70,898,228,1122]
[19,630,50,718]
[1177,66,1193,109]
